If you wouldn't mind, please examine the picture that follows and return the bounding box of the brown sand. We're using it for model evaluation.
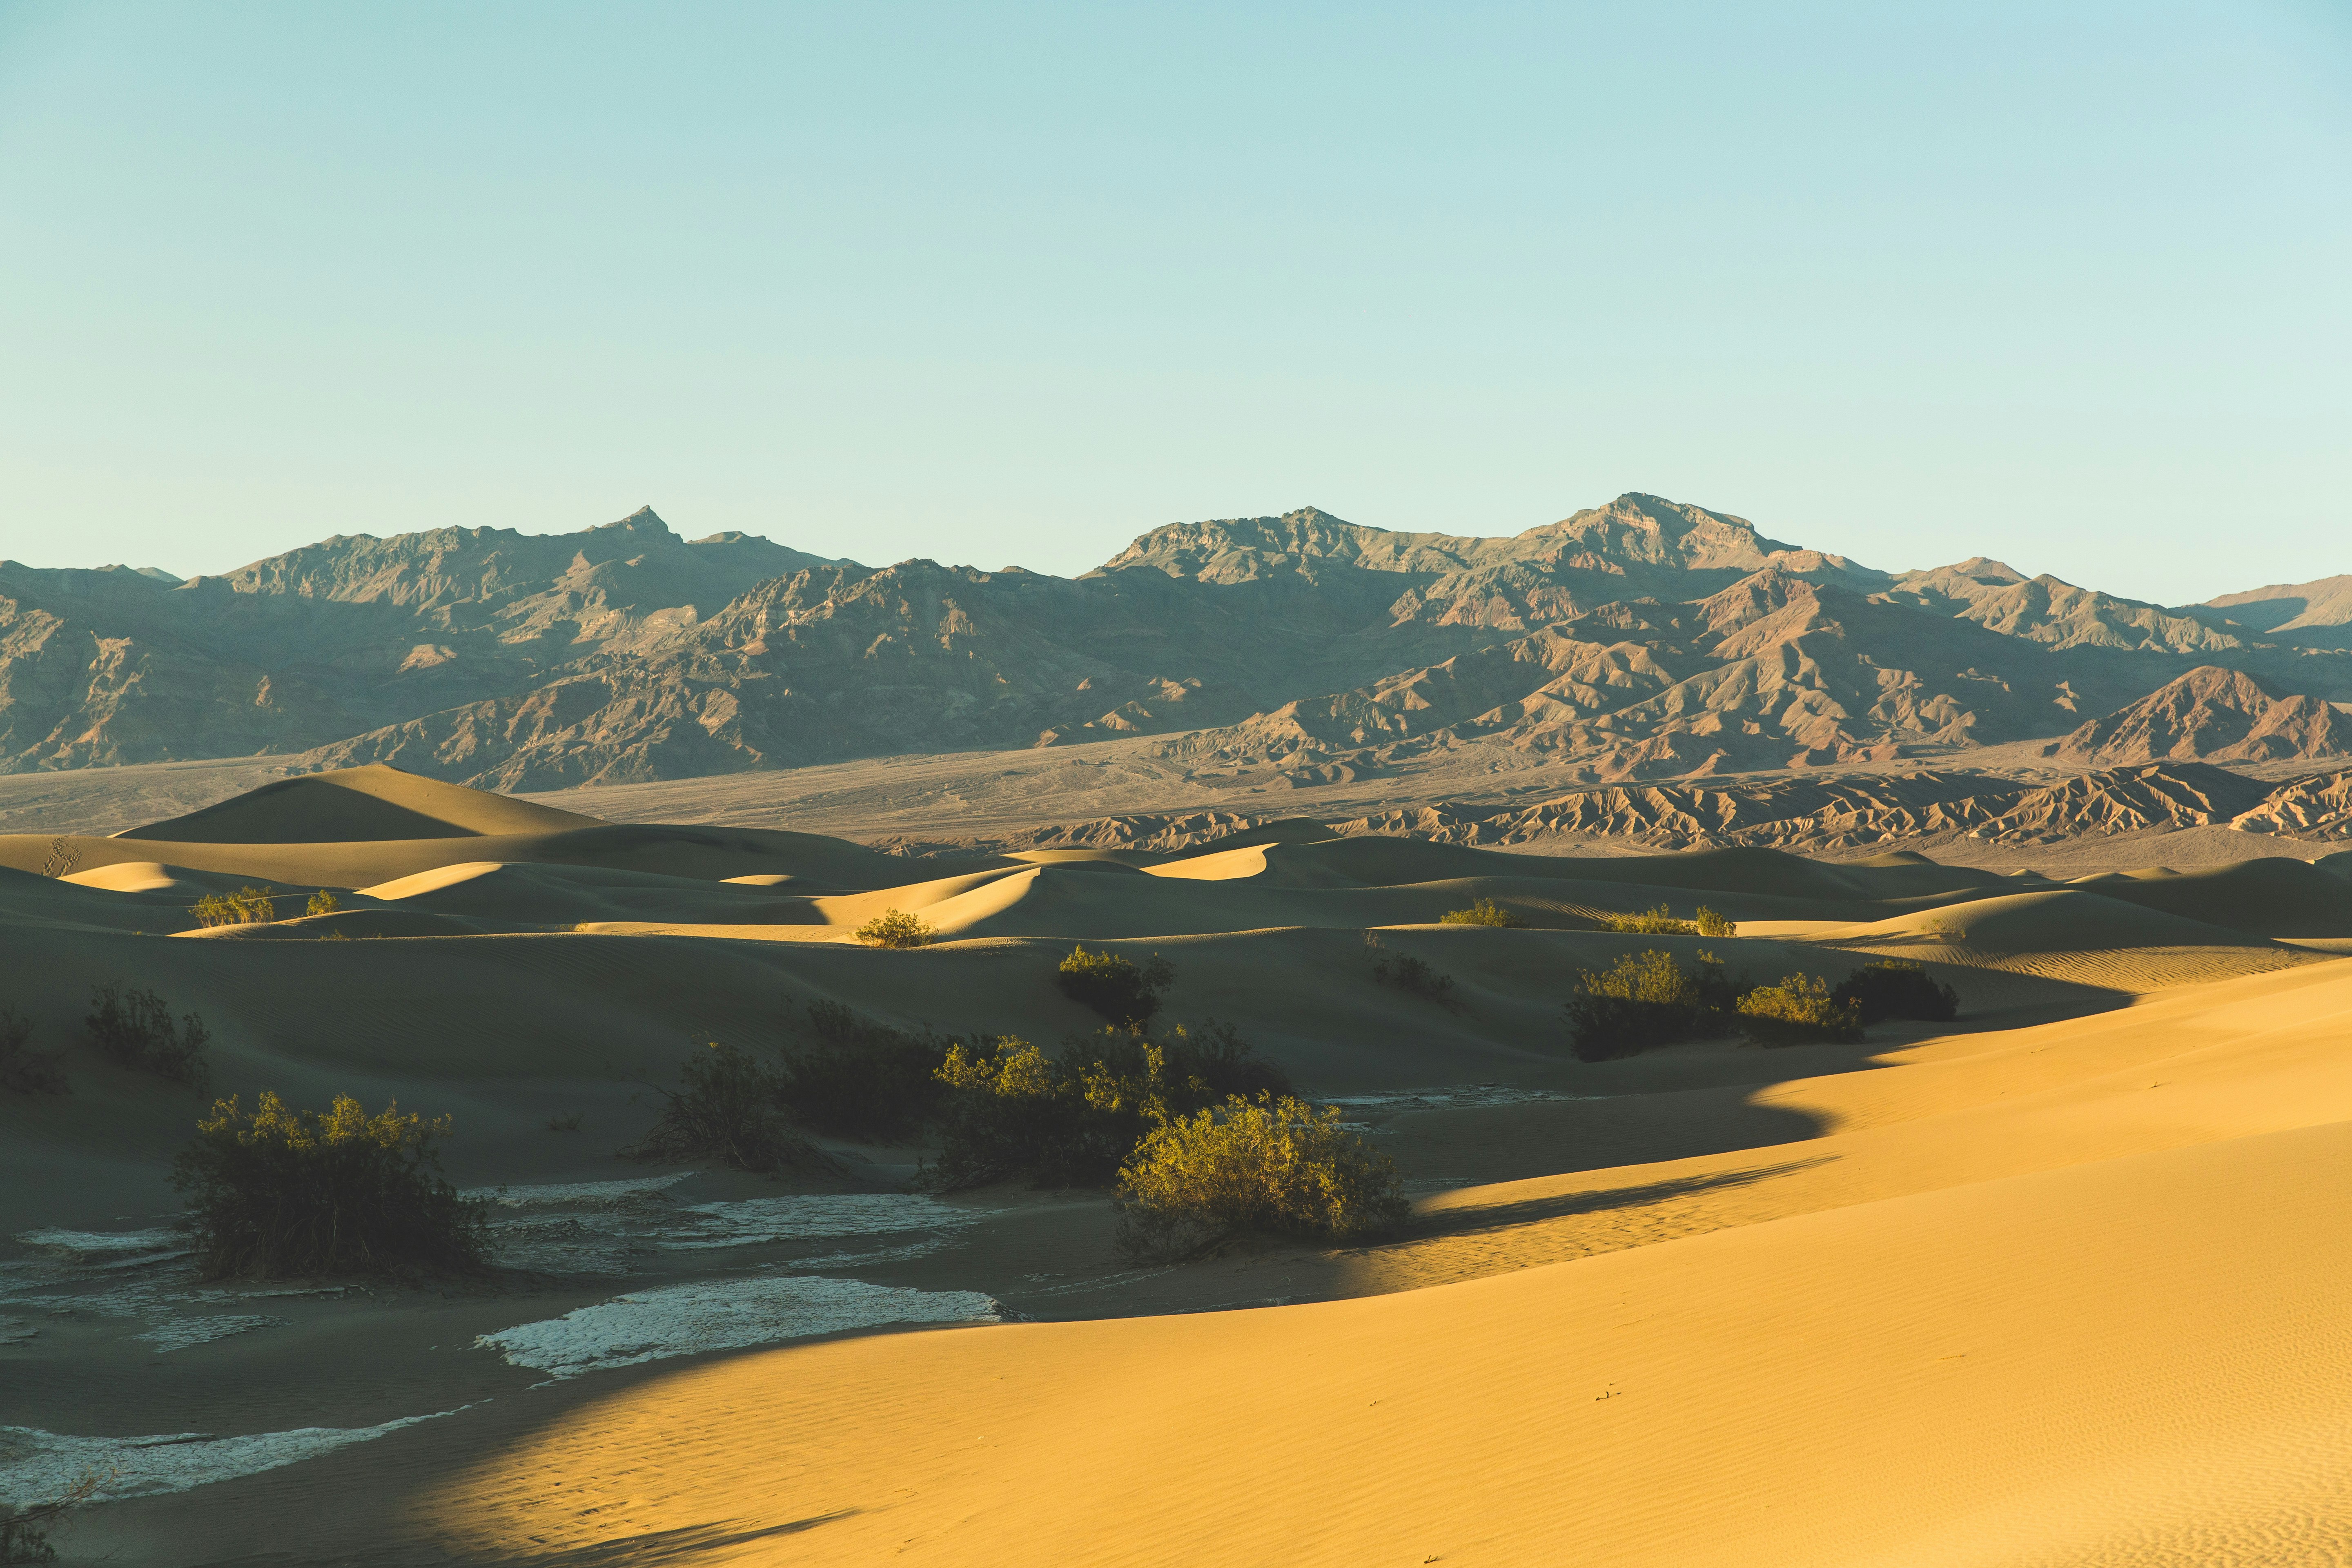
[6,768,2351,1566]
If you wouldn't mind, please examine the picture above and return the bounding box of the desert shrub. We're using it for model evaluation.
[0,1499,56,1565]
[1440,897,1523,928]
[1056,944,1174,1026]
[1115,1094,1409,1261]
[170,1091,491,1278]
[853,907,934,948]
[304,890,343,917]
[1365,934,1458,1007]
[929,1021,1288,1190]
[775,998,946,1142]
[191,886,276,927]
[1735,975,1864,1046]
[85,983,211,1091]
[0,1008,69,1097]
[1831,960,1959,1025]
[1600,904,1733,936]
[1564,949,1740,1062]
[622,1041,828,1174]
[0,1468,103,1566]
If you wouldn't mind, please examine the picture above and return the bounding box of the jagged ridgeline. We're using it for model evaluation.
[4,495,2349,787]
[878,761,2352,857]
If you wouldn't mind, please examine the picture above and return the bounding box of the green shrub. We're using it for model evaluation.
[191,886,276,927]
[86,983,211,1091]
[1564,949,1740,1062]
[775,998,946,1142]
[1365,934,1458,1007]
[170,1091,491,1278]
[0,1468,102,1566]
[1735,975,1864,1046]
[929,1020,1289,1190]
[853,907,934,948]
[0,1499,57,1565]
[1056,944,1174,1026]
[1115,1094,1409,1261]
[0,1008,69,1097]
[621,1041,829,1174]
[1440,897,1523,928]
[1831,960,1959,1025]
[304,890,343,917]
[1599,904,1733,936]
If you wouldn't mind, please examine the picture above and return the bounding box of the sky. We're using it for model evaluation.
[1,1,2347,604]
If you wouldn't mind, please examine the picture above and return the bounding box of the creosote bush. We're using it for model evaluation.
[622,1041,829,1174]
[1600,904,1734,937]
[929,1020,1287,1190]
[1365,934,1457,1007]
[775,998,947,1141]
[171,1091,491,1278]
[1832,960,1959,1025]
[0,1468,103,1566]
[86,983,212,1091]
[1564,949,1740,1062]
[0,1007,70,1097]
[1439,897,1523,928]
[191,886,277,927]
[304,890,343,917]
[1115,1094,1409,1261]
[853,907,934,948]
[1735,975,1864,1046]
[1056,944,1174,1026]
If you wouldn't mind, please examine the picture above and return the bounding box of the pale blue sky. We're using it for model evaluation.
[2,2,2346,603]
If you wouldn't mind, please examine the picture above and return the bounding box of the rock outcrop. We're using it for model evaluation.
[2055,668,2352,765]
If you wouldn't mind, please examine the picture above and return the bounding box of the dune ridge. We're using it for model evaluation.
[9,766,2352,1567]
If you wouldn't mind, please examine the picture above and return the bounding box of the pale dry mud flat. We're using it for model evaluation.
[2,766,2352,1565]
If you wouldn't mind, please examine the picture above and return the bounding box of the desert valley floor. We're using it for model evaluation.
[4,762,2352,1565]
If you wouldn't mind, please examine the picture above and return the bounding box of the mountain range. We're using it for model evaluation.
[4,493,2348,789]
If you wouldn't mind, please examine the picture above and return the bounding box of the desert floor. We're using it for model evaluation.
[4,764,2352,1566]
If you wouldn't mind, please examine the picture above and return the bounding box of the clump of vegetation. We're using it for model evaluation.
[1,1468,105,1565]
[929,1020,1288,1190]
[622,1041,830,1174]
[1439,897,1523,928]
[1832,960,1960,1025]
[191,886,277,927]
[1115,1094,1409,1261]
[0,1007,70,1097]
[1599,904,1735,936]
[852,907,934,948]
[85,983,212,1091]
[775,998,947,1142]
[1365,933,1459,1008]
[170,1091,492,1278]
[1564,949,1740,1062]
[1056,944,1174,1026]
[304,890,343,917]
[1735,975,1865,1046]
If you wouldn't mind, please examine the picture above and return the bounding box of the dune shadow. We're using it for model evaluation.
[485,1514,860,1565]
[1407,1156,1835,1241]
[196,1514,859,1568]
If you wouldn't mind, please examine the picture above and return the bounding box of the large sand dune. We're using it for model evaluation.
[6,768,2351,1566]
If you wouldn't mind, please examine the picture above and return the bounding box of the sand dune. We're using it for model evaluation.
[435,1075,2352,1564]
[11,767,2352,1567]
[118,764,604,843]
